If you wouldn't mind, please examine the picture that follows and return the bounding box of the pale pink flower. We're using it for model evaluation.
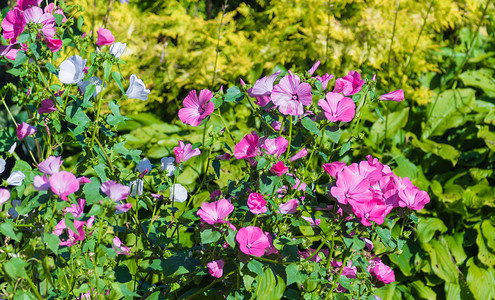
[330,167,373,205]
[100,180,130,202]
[264,232,279,255]
[302,216,321,226]
[368,257,395,284]
[53,219,86,246]
[307,61,320,76]
[261,136,288,158]
[270,161,288,177]
[197,198,234,225]
[278,199,299,214]
[38,98,57,114]
[0,45,21,60]
[247,192,267,214]
[38,156,62,175]
[333,71,365,96]
[96,28,114,46]
[236,226,270,257]
[207,259,225,278]
[33,174,50,191]
[178,89,215,126]
[16,122,37,141]
[24,6,56,38]
[271,74,312,116]
[379,89,404,102]
[234,132,259,160]
[1,8,26,43]
[0,188,10,205]
[65,198,85,219]
[49,171,80,201]
[290,148,308,162]
[77,177,91,185]
[112,236,131,255]
[397,185,430,211]
[315,73,334,90]
[174,140,201,164]
[322,161,346,178]
[318,92,355,122]
[115,203,132,214]
[247,71,281,97]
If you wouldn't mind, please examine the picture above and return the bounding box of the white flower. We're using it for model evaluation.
[129,179,143,197]
[125,74,150,101]
[8,199,22,219]
[8,143,16,155]
[170,184,187,203]
[136,158,152,173]
[110,42,127,58]
[78,76,105,98]
[160,157,175,176]
[0,159,5,175]
[6,170,25,186]
[59,55,87,84]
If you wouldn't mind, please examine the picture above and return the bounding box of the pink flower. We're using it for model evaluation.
[53,219,86,246]
[45,38,62,52]
[77,176,91,184]
[322,161,346,178]
[350,199,393,226]
[234,132,259,160]
[330,167,373,205]
[333,71,365,96]
[112,236,131,255]
[397,185,430,211]
[290,148,308,162]
[65,198,85,219]
[16,0,41,10]
[331,260,357,292]
[38,98,57,114]
[368,258,395,284]
[278,199,299,214]
[197,198,234,225]
[16,122,36,141]
[302,216,321,226]
[270,161,288,177]
[315,73,334,90]
[38,156,62,175]
[207,259,225,278]
[215,153,231,161]
[307,61,320,76]
[0,188,11,205]
[0,45,21,60]
[44,3,67,23]
[100,180,130,202]
[318,92,355,123]
[209,190,222,201]
[33,174,50,191]
[236,226,270,257]
[264,232,279,255]
[1,8,26,44]
[24,6,56,38]
[261,136,288,158]
[174,140,201,164]
[247,193,267,214]
[248,71,281,108]
[49,171,80,201]
[299,248,329,262]
[115,203,132,214]
[271,74,312,116]
[96,28,114,46]
[178,89,215,126]
[379,89,404,102]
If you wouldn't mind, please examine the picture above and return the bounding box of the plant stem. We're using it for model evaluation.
[89,81,106,152]
[386,0,400,76]
[285,115,293,160]
[25,274,43,300]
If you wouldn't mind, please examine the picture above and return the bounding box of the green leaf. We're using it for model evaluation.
[112,71,125,94]
[224,86,244,103]
[13,51,28,67]
[410,280,436,299]
[82,84,96,107]
[0,222,20,242]
[87,204,103,216]
[423,240,459,283]
[477,125,495,152]
[259,174,281,195]
[212,160,221,178]
[103,60,113,81]
[466,258,495,300]
[77,15,84,31]
[417,217,447,244]
[255,267,286,300]
[200,228,221,244]
[325,126,342,143]
[286,263,306,286]
[145,292,161,300]
[476,222,495,267]
[44,233,60,255]
[83,177,103,204]
[212,96,223,109]
[443,234,467,265]
[459,68,495,98]
[54,13,64,26]
[46,62,58,75]
[339,141,351,157]
[29,42,41,59]
[65,105,91,136]
[107,100,129,126]
[301,117,321,137]
[370,108,409,145]
[247,259,264,276]
[4,257,27,279]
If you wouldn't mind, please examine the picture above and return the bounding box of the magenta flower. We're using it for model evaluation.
[350,199,393,226]
[398,186,430,211]
[100,180,130,202]
[38,98,57,114]
[247,192,267,214]
[33,174,50,191]
[115,203,132,214]
[368,258,395,284]
[174,140,201,164]
[1,8,26,44]
[236,226,270,257]
[53,219,86,246]
[197,198,234,225]
[0,45,21,60]
[234,132,259,160]
[290,148,308,162]
[24,6,56,38]
[45,37,62,52]
[271,74,312,116]
[270,161,289,177]
[38,156,63,175]
[207,259,225,278]
[96,28,115,46]
[16,0,41,10]
[261,136,288,158]
[299,248,329,263]
[65,198,85,219]
[322,161,346,178]
[318,92,355,123]
[16,122,37,141]
[49,171,80,201]
[247,71,280,98]
[333,71,365,96]
[302,216,321,226]
[178,89,215,126]
[330,167,373,205]
[278,198,299,214]
[315,73,334,90]
[112,236,131,255]
[379,89,404,102]
[0,189,10,205]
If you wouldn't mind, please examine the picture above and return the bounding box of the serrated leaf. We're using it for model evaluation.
[224,86,244,103]
[301,117,321,137]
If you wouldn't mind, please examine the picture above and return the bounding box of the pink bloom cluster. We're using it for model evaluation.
[178,89,215,127]
[327,155,430,226]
